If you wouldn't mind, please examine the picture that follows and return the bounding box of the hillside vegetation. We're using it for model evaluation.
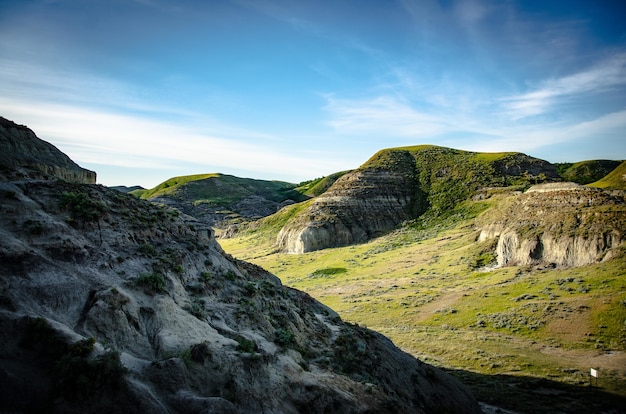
[275,145,560,253]
[133,173,306,204]
[220,189,626,413]
[131,173,310,228]
[556,160,622,185]
[219,149,626,413]
[589,160,626,190]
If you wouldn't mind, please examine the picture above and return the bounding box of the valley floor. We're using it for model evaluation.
[219,219,626,413]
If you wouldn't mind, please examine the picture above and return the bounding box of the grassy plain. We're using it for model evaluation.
[219,198,626,413]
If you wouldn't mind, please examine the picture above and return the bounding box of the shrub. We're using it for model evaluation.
[55,346,127,401]
[275,329,295,347]
[138,242,157,257]
[236,337,256,353]
[136,273,166,294]
[59,191,107,226]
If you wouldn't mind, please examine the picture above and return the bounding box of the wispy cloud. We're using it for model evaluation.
[0,96,345,186]
[501,53,626,119]
[323,95,448,139]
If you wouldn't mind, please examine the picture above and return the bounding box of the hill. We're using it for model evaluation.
[556,160,622,185]
[0,118,481,413]
[221,182,626,413]
[132,173,309,228]
[276,145,560,253]
[589,160,626,190]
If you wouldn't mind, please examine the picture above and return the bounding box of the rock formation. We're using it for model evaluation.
[477,183,625,267]
[278,145,559,253]
[0,121,481,413]
[0,117,96,184]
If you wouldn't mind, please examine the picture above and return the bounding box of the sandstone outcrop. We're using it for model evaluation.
[0,117,96,184]
[278,146,559,253]
[477,183,625,267]
[0,123,481,413]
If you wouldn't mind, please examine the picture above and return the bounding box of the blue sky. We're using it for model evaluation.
[1,0,625,188]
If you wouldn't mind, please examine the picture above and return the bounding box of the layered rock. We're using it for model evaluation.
[277,168,419,253]
[478,183,625,267]
[0,117,96,184]
[278,146,559,253]
[0,126,480,413]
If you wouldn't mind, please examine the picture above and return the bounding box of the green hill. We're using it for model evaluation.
[275,145,562,253]
[133,173,307,204]
[219,145,626,412]
[131,173,311,227]
[220,187,626,413]
[556,160,622,185]
[589,160,626,190]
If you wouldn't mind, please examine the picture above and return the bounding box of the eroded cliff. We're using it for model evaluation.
[477,183,625,267]
[0,117,96,184]
[0,123,480,413]
[278,146,559,253]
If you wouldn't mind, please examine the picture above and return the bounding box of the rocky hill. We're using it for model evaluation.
[0,121,480,413]
[133,173,309,228]
[277,145,560,253]
[477,182,625,268]
[0,117,96,184]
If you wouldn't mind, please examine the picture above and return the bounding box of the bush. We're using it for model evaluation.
[136,273,166,294]
[59,191,107,226]
[275,329,295,347]
[236,337,256,353]
[138,242,157,257]
[55,346,127,401]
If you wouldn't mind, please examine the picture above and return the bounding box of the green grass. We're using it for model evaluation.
[219,195,626,407]
[132,173,220,199]
[556,160,623,185]
[132,173,309,206]
[589,160,626,190]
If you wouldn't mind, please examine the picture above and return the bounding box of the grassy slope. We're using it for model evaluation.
[219,193,626,412]
[556,160,623,185]
[589,160,626,190]
[131,173,308,205]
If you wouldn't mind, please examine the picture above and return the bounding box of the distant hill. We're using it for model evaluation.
[589,160,626,190]
[132,173,310,228]
[110,185,145,193]
[295,170,351,197]
[276,145,561,253]
[556,160,622,184]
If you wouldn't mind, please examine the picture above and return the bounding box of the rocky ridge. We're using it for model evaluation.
[278,146,560,253]
[0,117,96,184]
[0,121,481,413]
[477,183,626,267]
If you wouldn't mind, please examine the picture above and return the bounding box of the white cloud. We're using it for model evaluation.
[0,97,345,185]
[323,95,448,138]
[501,53,626,119]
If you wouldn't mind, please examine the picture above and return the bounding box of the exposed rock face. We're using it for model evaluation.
[278,146,559,253]
[478,183,625,267]
[0,117,96,184]
[0,134,480,412]
[278,168,419,253]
